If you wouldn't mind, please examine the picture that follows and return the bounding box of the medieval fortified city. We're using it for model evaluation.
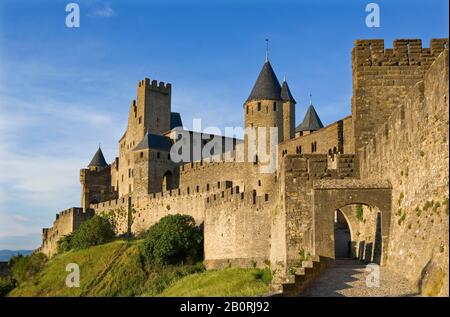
[0,1,449,303]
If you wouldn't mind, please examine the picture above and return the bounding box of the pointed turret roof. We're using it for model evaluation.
[88,147,108,167]
[281,80,296,103]
[246,61,282,103]
[295,104,324,132]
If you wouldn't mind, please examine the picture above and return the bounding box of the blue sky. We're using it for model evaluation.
[0,0,448,250]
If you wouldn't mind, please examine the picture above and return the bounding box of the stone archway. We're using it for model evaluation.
[334,209,352,258]
[312,179,391,265]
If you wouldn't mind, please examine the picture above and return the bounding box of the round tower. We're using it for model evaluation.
[243,53,285,195]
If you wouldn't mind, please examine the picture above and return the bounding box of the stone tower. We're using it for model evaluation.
[244,54,295,194]
[281,79,296,141]
[244,58,284,145]
[118,78,172,197]
[80,147,115,210]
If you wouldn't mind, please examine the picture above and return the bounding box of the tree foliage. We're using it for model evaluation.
[142,214,203,266]
[8,253,47,285]
[57,215,115,253]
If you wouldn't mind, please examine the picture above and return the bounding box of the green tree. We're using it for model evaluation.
[69,215,116,250]
[142,214,203,266]
[8,253,47,285]
[57,233,74,254]
[0,276,15,297]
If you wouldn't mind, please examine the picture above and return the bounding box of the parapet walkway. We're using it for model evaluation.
[300,259,419,297]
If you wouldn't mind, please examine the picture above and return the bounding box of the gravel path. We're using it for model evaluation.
[301,259,419,297]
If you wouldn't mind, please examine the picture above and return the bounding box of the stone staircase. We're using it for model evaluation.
[269,256,331,297]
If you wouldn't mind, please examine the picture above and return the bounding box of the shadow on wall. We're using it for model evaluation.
[356,213,382,265]
[334,210,352,258]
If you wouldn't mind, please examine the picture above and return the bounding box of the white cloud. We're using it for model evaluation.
[90,3,115,18]
[0,212,37,238]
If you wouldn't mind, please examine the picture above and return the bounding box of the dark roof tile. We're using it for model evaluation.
[134,132,173,152]
[246,61,282,102]
[88,148,108,167]
[281,80,296,103]
[295,105,324,132]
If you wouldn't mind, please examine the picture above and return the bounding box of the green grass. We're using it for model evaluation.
[9,240,200,297]
[158,267,271,297]
[8,240,271,297]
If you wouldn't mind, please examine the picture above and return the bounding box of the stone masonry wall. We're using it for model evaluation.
[359,49,449,296]
[270,154,357,282]
[279,116,354,159]
[204,187,273,269]
[352,39,448,152]
[41,208,94,257]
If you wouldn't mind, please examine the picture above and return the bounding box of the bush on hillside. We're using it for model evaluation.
[57,233,74,254]
[57,215,115,253]
[0,276,16,297]
[142,214,203,266]
[8,253,47,285]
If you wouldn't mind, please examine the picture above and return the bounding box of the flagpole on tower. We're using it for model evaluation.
[265,38,269,62]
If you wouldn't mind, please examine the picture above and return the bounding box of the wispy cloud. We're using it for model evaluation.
[90,3,115,18]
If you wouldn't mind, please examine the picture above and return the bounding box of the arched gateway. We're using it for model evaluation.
[312,179,392,265]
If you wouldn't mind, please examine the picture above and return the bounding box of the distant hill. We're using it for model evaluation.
[0,250,33,262]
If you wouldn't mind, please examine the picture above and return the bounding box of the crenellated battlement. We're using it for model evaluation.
[138,77,171,94]
[41,207,94,257]
[180,159,248,175]
[353,38,448,67]
[54,207,85,221]
[91,180,236,211]
[204,186,272,210]
[282,153,356,180]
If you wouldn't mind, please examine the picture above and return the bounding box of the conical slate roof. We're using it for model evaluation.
[295,104,324,132]
[134,132,173,152]
[246,61,282,102]
[281,80,296,103]
[88,147,108,167]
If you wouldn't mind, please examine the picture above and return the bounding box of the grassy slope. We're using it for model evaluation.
[159,268,271,297]
[9,240,270,297]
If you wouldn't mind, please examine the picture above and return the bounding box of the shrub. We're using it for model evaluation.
[0,276,15,297]
[70,215,116,250]
[252,268,272,284]
[57,233,74,254]
[8,253,47,285]
[142,214,203,266]
[57,215,115,253]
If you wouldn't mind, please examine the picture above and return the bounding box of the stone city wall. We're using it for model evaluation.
[359,49,449,296]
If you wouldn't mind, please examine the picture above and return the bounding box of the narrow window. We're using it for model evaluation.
[273,102,277,111]
[140,152,144,158]
[258,180,261,186]
[257,102,261,111]
[138,116,142,124]
[157,152,160,159]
